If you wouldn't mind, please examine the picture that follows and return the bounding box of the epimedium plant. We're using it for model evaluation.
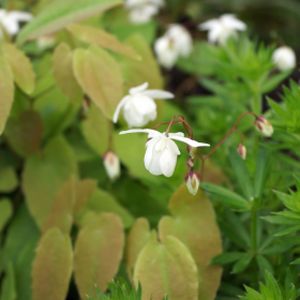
[0,0,299,300]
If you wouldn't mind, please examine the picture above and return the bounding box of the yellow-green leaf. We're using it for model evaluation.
[159,185,223,300]
[17,0,122,44]
[74,213,124,297]
[0,167,18,193]
[81,104,110,155]
[0,51,14,134]
[122,34,163,90]
[22,136,77,228]
[52,43,82,100]
[32,228,73,300]
[67,24,140,60]
[3,43,35,94]
[126,218,151,280]
[133,234,199,300]
[73,46,123,119]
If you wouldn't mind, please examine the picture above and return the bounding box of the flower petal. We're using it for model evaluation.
[129,82,149,95]
[113,96,130,123]
[9,11,32,22]
[119,128,161,138]
[168,134,210,148]
[160,148,177,177]
[142,89,174,99]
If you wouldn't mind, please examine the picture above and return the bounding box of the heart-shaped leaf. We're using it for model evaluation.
[159,185,223,300]
[133,234,199,300]
[73,46,123,120]
[32,228,73,300]
[74,213,124,297]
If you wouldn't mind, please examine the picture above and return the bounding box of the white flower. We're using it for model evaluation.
[154,24,193,69]
[0,9,32,36]
[272,46,296,71]
[113,82,174,128]
[199,14,246,44]
[119,129,210,177]
[103,151,121,180]
[124,0,164,24]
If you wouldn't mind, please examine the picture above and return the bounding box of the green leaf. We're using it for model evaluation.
[81,104,110,156]
[52,43,83,100]
[73,46,123,120]
[22,136,77,228]
[5,110,43,157]
[0,50,14,134]
[201,182,250,211]
[0,167,18,193]
[74,213,124,297]
[0,263,16,300]
[133,234,199,300]
[3,43,35,94]
[229,149,254,201]
[126,218,152,280]
[32,228,73,300]
[159,185,222,300]
[254,147,270,198]
[67,23,140,60]
[232,254,253,274]
[17,0,122,44]
[0,199,12,231]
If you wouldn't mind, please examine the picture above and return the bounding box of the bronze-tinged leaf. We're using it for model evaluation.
[81,104,110,156]
[3,43,35,95]
[74,213,124,298]
[122,34,163,91]
[159,185,223,300]
[5,110,43,157]
[126,218,151,280]
[52,43,82,100]
[0,50,14,134]
[32,228,73,300]
[73,46,123,120]
[22,136,77,228]
[43,178,97,233]
[133,234,199,300]
[67,24,140,60]
[17,0,122,44]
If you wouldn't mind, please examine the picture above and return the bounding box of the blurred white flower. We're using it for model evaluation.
[272,46,296,71]
[0,9,32,36]
[124,0,164,24]
[199,14,246,44]
[154,24,193,69]
[119,129,210,177]
[103,151,121,181]
[185,171,200,195]
[113,82,174,128]
[255,116,274,137]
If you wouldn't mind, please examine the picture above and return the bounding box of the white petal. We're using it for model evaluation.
[160,148,177,177]
[9,11,32,22]
[142,89,174,99]
[119,128,161,137]
[113,96,129,123]
[168,134,210,148]
[129,82,149,95]
[199,19,219,31]
[144,138,163,175]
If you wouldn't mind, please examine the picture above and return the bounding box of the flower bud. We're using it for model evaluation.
[185,172,200,196]
[103,151,120,181]
[237,143,247,160]
[255,116,274,137]
[272,46,296,71]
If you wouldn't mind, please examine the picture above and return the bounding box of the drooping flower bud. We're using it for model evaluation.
[237,143,247,160]
[255,116,274,137]
[103,151,120,181]
[185,172,200,196]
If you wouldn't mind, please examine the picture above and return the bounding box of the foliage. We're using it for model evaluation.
[0,0,300,300]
